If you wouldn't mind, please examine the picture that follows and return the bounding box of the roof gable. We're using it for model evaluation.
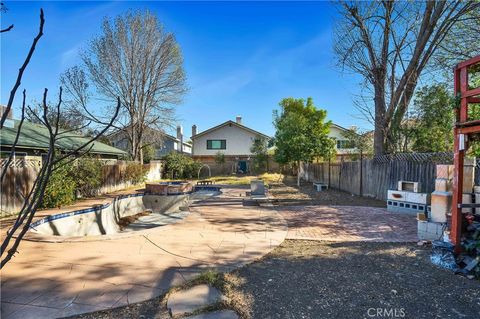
[191,120,269,140]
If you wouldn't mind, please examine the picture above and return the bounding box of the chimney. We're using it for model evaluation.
[236,116,242,125]
[176,125,183,153]
[0,105,13,120]
[192,124,197,137]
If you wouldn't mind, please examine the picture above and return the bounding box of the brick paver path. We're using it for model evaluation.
[277,205,417,242]
[0,188,287,319]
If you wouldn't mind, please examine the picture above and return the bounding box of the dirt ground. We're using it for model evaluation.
[68,240,480,319]
[66,179,479,319]
[270,176,386,207]
[228,240,479,319]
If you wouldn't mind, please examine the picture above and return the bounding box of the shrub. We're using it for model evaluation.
[40,164,76,208]
[215,151,225,165]
[250,137,269,173]
[123,162,146,184]
[163,152,201,179]
[72,158,104,197]
[142,144,155,163]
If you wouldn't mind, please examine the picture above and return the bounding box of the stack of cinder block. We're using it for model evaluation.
[418,159,475,241]
[387,181,429,215]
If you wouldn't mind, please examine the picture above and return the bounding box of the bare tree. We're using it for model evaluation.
[334,1,480,155]
[0,9,120,268]
[0,2,14,33]
[62,10,187,163]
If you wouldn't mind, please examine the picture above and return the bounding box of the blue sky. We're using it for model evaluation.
[1,1,366,137]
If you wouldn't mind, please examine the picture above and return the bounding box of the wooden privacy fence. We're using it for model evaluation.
[299,153,455,201]
[1,159,164,216]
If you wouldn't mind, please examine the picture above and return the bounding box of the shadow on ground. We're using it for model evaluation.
[229,240,479,319]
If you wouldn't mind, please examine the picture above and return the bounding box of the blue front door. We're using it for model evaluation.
[238,161,247,174]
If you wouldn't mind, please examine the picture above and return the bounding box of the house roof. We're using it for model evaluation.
[163,133,192,146]
[191,120,270,140]
[1,119,127,157]
[110,128,191,147]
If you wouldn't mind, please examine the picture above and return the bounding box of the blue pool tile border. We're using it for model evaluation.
[29,187,221,229]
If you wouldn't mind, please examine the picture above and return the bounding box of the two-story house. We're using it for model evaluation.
[110,125,192,160]
[191,116,269,174]
[328,123,360,160]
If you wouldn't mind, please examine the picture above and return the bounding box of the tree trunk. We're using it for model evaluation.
[297,161,301,187]
[373,82,387,156]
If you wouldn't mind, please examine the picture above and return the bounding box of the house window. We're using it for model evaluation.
[336,140,353,149]
[207,139,226,150]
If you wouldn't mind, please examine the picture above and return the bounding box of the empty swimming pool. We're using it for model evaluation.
[30,187,221,237]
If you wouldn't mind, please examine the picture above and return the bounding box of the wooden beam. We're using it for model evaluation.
[451,128,464,253]
[457,125,480,135]
[467,97,480,104]
[463,87,480,99]
[455,55,480,70]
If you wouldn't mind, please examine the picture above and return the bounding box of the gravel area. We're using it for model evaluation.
[270,176,386,207]
[228,240,480,319]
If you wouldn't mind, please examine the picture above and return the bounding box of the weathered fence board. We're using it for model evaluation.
[300,155,449,201]
[1,159,164,216]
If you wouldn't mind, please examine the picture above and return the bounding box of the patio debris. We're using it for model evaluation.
[118,210,152,230]
[430,240,458,271]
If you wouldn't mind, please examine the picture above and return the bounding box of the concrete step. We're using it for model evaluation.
[167,284,226,317]
[185,310,239,319]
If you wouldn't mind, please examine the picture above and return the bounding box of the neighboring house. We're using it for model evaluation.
[0,119,127,162]
[328,123,360,160]
[191,116,269,174]
[109,125,192,160]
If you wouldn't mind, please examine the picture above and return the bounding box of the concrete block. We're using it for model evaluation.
[430,191,452,223]
[398,181,420,192]
[475,193,480,214]
[387,190,407,201]
[462,193,472,213]
[417,213,427,221]
[417,220,427,232]
[405,192,430,205]
[435,178,452,192]
[436,164,474,192]
[463,165,474,193]
[251,180,265,196]
[436,165,454,179]
[417,221,445,241]
[387,200,426,214]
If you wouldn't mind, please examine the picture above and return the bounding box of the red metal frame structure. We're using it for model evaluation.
[451,55,480,253]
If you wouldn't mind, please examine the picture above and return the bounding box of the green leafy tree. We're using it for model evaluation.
[273,97,335,186]
[72,157,104,197]
[250,137,269,173]
[142,144,156,164]
[163,152,201,179]
[410,84,454,153]
[341,128,373,160]
[40,164,76,209]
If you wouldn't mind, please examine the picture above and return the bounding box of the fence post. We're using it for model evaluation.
[359,151,363,196]
[328,158,331,188]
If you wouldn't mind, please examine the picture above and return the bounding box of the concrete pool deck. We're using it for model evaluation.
[0,187,288,319]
